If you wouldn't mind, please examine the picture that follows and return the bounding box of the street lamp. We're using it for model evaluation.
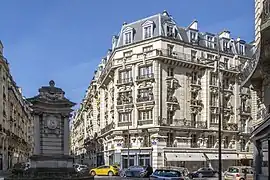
[216,34,223,180]
[120,94,131,168]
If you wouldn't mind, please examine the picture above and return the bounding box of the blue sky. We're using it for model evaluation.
[0,0,254,109]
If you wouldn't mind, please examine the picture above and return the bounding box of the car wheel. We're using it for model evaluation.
[198,173,203,178]
[120,171,125,177]
[108,171,114,176]
[90,171,96,176]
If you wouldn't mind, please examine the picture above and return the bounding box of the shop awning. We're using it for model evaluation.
[166,153,206,162]
[206,153,238,160]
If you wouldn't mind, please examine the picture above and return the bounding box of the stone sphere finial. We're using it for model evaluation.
[49,80,55,87]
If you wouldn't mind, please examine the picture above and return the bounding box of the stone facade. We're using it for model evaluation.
[243,1,270,179]
[27,80,75,169]
[71,11,256,171]
[0,41,33,171]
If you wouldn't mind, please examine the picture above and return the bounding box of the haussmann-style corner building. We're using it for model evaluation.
[240,0,270,179]
[71,11,258,171]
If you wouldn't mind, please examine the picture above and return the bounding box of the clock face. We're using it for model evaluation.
[47,116,58,130]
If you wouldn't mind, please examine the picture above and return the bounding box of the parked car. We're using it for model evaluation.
[224,166,253,180]
[119,166,153,178]
[150,169,186,180]
[89,165,119,176]
[74,164,89,174]
[188,167,218,179]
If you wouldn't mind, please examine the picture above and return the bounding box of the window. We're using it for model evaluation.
[190,31,197,41]
[191,114,197,127]
[138,110,153,120]
[191,134,197,147]
[191,71,198,84]
[191,50,197,61]
[210,73,217,86]
[207,135,215,148]
[224,58,229,69]
[139,65,153,77]
[167,67,174,77]
[224,136,229,148]
[118,112,131,122]
[207,54,215,60]
[137,88,153,102]
[167,111,174,124]
[167,26,173,37]
[239,44,245,55]
[206,35,214,48]
[124,32,132,44]
[143,26,152,39]
[119,70,132,83]
[223,78,230,89]
[167,44,174,56]
[210,93,218,106]
[223,40,229,52]
[118,91,132,104]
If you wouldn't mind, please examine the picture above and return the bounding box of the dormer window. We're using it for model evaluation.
[190,31,197,42]
[124,32,132,45]
[167,26,173,37]
[222,40,229,52]
[239,44,245,55]
[143,26,152,39]
[206,35,214,48]
[142,20,154,40]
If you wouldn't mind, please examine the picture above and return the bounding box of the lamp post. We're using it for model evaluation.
[121,94,131,168]
[216,34,223,180]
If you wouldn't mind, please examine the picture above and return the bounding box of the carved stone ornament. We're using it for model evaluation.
[47,116,58,130]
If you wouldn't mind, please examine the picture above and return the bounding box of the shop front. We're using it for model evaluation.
[205,153,238,172]
[120,149,152,169]
[165,152,207,171]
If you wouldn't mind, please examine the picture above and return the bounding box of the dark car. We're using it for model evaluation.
[188,167,218,179]
[150,169,186,180]
[120,166,148,178]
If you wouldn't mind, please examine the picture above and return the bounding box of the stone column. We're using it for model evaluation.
[63,114,70,155]
[33,113,41,155]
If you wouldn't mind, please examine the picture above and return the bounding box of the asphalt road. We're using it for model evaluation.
[94,177,223,180]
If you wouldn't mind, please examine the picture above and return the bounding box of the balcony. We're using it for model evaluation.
[138,119,153,125]
[136,73,154,82]
[172,119,207,129]
[118,121,132,127]
[190,99,202,107]
[100,122,115,135]
[117,97,133,105]
[137,95,154,103]
[116,78,133,86]
[239,126,253,134]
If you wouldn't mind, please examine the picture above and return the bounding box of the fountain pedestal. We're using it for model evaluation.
[6,81,93,180]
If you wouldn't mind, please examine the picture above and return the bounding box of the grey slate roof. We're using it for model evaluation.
[110,10,254,58]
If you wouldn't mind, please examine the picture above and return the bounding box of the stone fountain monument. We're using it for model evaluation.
[7,81,93,180]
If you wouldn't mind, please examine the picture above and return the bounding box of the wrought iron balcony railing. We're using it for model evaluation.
[137,95,154,102]
[100,122,115,135]
[117,77,133,85]
[136,73,154,81]
[172,119,207,129]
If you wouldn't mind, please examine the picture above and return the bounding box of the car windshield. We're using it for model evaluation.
[113,166,118,169]
[153,169,181,177]
[228,167,239,173]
